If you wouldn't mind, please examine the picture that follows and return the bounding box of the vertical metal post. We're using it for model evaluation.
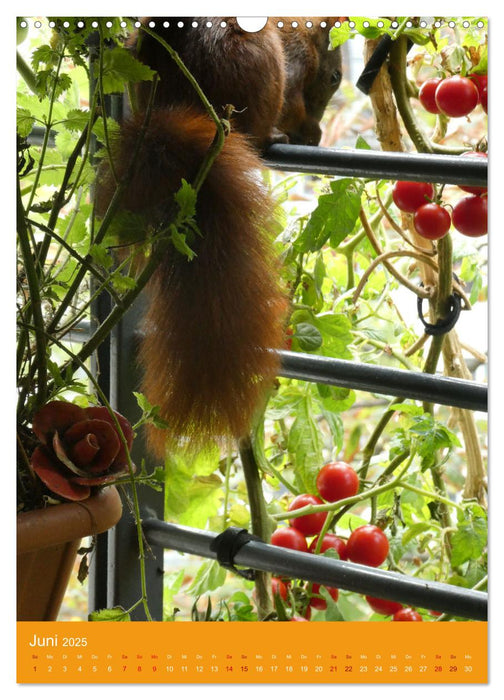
[107,297,165,620]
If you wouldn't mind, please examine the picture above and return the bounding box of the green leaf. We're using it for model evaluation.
[174,179,198,223]
[320,592,344,621]
[300,274,323,311]
[350,17,393,39]
[288,395,324,493]
[318,384,356,413]
[295,178,363,252]
[450,504,487,568]
[401,521,433,546]
[110,271,137,293]
[177,476,223,528]
[91,115,121,143]
[312,312,353,359]
[472,45,488,74]
[355,135,372,150]
[164,448,222,529]
[403,28,432,45]
[391,402,423,416]
[89,242,113,268]
[31,44,60,70]
[88,606,131,621]
[320,408,344,452]
[294,322,323,351]
[99,47,156,94]
[169,224,197,260]
[186,559,227,597]
[101,210,149,247]
[329,23,355,48]
[17,107,35,138]
[59,108,90,132]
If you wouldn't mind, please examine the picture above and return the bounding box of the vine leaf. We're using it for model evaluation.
[295,178,364,253]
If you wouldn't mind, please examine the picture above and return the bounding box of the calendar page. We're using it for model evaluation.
[16,12,489,688]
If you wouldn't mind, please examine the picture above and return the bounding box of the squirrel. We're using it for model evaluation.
[96,17,342,457]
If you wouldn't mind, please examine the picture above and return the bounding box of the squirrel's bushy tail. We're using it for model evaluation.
[97,108,286,455]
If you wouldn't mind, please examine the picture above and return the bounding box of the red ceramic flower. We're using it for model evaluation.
[30,401,134,501]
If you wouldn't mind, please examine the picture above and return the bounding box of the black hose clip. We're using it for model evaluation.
[417,279,463,336]
[356,34,414,95]
[210,527,262,581]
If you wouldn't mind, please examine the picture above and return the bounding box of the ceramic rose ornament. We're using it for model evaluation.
[30,401,134,501]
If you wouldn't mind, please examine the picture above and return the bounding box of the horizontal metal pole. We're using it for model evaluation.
[278,350,487,413]
[143,519,487,621]
[64,327,486,411]
[263,144,488,186]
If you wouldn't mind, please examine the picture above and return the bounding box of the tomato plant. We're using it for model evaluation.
[392,180,435,212]
[435,75,479,117]
[316,461,360,502]
[413,203,451,240]
[345,525,389,567]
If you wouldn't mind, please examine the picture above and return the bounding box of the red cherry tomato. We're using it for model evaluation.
[435,76,479,117]
[393,607,423,621]
[270,527,308,552]
[346,525,389,567]
[309,533,347,560]
[418,78,442,114]
[308,583,339,610]
[271,577,288,601]
[392,181,435,213]
[288,494,327,537]
[452,195,488,237]
[365,595,403,616]
[458,151,487,195]
[413,203,451,240]
[316,461,360,503]
[290,614,310,621]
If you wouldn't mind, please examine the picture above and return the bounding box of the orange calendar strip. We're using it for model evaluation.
[17,620,487,684]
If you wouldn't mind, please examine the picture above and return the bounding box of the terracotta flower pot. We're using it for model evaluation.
[17,486,123,621]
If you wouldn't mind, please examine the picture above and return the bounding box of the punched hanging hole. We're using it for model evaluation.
[236,17,268,32]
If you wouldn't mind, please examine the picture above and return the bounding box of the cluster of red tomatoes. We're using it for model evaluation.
[418,73,487,117]
[269,461,423,620]
[392,152,488,241]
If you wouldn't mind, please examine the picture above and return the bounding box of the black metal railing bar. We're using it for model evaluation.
[264,144,488,186]
[279,350,487,413]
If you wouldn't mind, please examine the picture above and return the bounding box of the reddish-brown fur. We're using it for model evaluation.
[97,18,341,455]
